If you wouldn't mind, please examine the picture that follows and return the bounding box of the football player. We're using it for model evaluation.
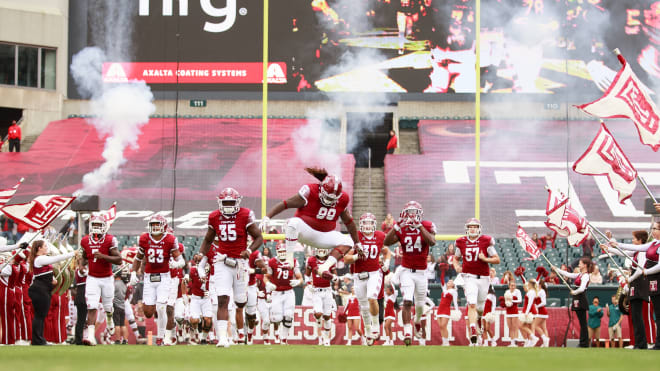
[453,218,500,345]
[130,214,185,346]
[343,212,391,345]
[189,254,213,344]
[167,237,186,344]
[81,214,122,345]
[245,238,268,344]
[383,201,436,346]
[264,243,303,345]
[306,247,337,346]
[259,168,360,276]
[197,188,263,348]
[255,272,272,344]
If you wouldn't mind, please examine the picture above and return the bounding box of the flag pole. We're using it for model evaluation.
[537,253,573,290]
[637,175,657,203]
[588,222,643,269]
[589,229,628,277]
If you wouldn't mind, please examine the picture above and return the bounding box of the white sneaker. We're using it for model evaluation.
[323,338,331,347]
[508,343,517,347]
[346,340,352,346]
[216,338,230,348]
[541,336,550,347]
[418,339,426,346]
[318,337,323,345]
[529,336,539,347]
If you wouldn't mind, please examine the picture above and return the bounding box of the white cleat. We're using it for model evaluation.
[216,338,230,348]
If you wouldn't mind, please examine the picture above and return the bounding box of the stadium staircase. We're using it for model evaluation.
[352,168,386,224]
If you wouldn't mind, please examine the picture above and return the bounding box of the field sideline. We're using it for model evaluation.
[0,346,654,371]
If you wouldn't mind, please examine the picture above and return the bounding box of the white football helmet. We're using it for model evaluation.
[319,175,342,207]
[89,215,107,237]
[465,218,481,239]
[359,213,377,235]
[400,201,423,225]
[276,243,287,262]
[217,187,242,217]
[315,248,328,259]
[149,214,167,236]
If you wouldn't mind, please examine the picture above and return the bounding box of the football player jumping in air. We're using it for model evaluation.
[196,187,263,348]
[260,167,360,277]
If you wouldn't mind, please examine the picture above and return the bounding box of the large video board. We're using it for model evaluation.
[68,0,660,96]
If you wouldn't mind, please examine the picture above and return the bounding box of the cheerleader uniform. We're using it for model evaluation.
[505,288,522,318]
[435,287,458,319]
[345,296,361,320]
[384,291,397,322]
[535,290,548,319]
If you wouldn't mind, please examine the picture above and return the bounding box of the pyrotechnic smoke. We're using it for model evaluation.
[70,0,155,195]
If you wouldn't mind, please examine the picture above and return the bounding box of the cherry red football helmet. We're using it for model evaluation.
[359,212,377,235]
[217,187,242,216]
[400,201,423,225]
[465,218,481,238]
[148,214,168,236]
[319,175,342,207]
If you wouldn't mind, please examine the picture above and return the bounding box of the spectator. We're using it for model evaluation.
[531,233,543,251]
[540,232,556,250]
[606,294,623,348]
[113,274,128,344]
[381,213,394,234]
[581,235,596,258]
[500,270,514,285]
[59,216,78,244]
[588,296,604,348]
[546,270,561,284]
[386,130,397,154]
[437,244,457,283]
[0,213,15,241]
[590,265,603,284]
[262,246,272,259]
[425,254,437,283]
[489,267,500,285]
[7,120,21,152]
[15,221,30,241]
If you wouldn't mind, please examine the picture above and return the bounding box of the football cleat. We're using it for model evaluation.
[237,332,246,345]
[155,338,164,346]
[246,333,253,345]
[414,323,423,339]
[274,335,281,345]
[216,338,230,348]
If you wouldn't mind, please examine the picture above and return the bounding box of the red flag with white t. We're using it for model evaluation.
[576,50,660,151]
[99,203,117,227]
[0,178,23,207]
[0,195,76,230]
[573,122,637,204]
[544,188,590,247]
[516,225,540,261]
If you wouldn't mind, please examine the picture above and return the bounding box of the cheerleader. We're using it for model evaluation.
[504,280,522,347]
[606,224,660,350]
[533,279,550,347]
[482,286,497,347]
[521,279,539,347]
[27,240,76,345]
[382,284,397,346]
[435,280,459,346]
[344,288,362,346]
[553,257,593,348]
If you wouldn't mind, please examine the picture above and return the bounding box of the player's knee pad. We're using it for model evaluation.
[285,219,299,240]
[357,297,369,311]
[102,300,113,313]
[271,314,283,324]
[283,316,293,328]
[245,304,257,316]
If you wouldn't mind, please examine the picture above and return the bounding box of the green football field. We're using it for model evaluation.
[0,345,655,371]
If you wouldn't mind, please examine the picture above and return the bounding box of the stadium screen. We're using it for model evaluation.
[70,0,660,96]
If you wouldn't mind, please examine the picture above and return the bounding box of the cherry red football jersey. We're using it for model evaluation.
[394,220,436,270]
[268,257,298,291]
[208,208,255,258]
[81,234,118,278]
[455,235,495,276]
[294,183,350,232]
[354,231,386,273]
[138,233,179,274]
[306,256,333,288]
[248,249,263,286]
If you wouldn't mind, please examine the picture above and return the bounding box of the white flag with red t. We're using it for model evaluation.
[0,178,23,206]
[0,195,76,230]
[99,203,117,227]
[573,122,637,204]
[576,51,660,151]
[544,188,590,247]
[516,225,540,261]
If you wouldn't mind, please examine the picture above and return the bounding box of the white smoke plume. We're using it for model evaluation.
[71,1,155,196]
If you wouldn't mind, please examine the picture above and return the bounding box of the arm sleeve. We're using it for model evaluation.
[451,290,459,311]
[643,260,660,276]
[0,265,12,277]
[524,293,534,314]
[572,274,590,295]
[0,244,18,253]
[539,290,546,306]
[34,252,75,267]
[512,290,522,304]
[628,254,646,282]
[617,241,653,252]
[556,268,579,280]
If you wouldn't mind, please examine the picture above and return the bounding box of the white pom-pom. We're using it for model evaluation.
[484,312,496,323]
[519,313,533,324]
[450,309,462,321]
